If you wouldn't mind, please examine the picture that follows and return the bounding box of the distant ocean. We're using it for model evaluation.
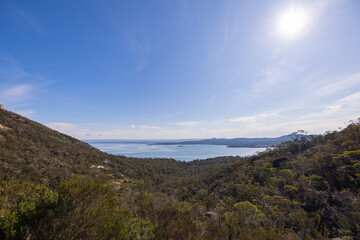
[86,140,266,162]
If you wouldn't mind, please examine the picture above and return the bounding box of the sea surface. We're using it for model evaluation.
[86,140,266,162]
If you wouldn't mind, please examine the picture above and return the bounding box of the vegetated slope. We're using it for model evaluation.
[0,109,110,185]
[127,120,360,239]
[0,110,194,186]
[0,109,246,239]
[163,120,360,239]
[1,108,360,239]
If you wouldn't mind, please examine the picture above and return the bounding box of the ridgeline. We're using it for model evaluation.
[0,109,359,239]
[151,134,294,148]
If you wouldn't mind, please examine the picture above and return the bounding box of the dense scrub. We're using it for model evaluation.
[0,110,359,239]
[0,110,189,186]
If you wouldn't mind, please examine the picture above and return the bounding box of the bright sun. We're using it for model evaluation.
[278,7,309,38]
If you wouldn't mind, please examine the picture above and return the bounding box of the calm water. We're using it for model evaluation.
[88,142,265,162]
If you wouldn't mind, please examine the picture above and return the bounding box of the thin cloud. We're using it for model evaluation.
[0,55,52,110]
[290,92,360,125]
[139,125,164,130]
[16,109,35,118]
[315,71,360,97]
[251,50,295,97]
[229,113,279,123]
[0,54,49,84]
[336,91,360,105]
[176,121,200,127]
[0,84,35,104]
[47,122,78,132]
[9,2,48,36]
[123,33,151,72]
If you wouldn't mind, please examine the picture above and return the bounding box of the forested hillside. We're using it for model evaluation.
[0,109,359,239]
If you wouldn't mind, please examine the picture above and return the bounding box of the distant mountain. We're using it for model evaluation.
[152,135,296,148]
[85,138,204,144]
[1,108,360,239]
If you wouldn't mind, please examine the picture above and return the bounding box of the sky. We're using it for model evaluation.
[1,0,360,139]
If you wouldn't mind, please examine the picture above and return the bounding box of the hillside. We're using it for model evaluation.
[0,109,197,186]
[1,109,360,239]
[0,109,109,184]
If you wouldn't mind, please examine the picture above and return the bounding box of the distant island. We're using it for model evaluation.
[151,134,296,148]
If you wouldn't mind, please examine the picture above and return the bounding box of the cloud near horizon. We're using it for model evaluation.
[229,113,279,123]
[176,121,200,127]
[45,96,358,140]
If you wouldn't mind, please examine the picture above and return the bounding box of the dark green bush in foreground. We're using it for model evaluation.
[0,178,155,240]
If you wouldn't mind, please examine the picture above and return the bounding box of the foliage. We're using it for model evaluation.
[1,110,360,239]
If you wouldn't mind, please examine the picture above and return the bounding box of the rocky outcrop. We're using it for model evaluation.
[0,124,10,132]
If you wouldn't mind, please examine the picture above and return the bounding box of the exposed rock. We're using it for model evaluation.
[90,165,106,169]
[0,124,10,132]
[111,178,130,189]
[112,181,123,190]
[204,211,217,219]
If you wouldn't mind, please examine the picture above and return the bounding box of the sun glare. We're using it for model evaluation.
[278,7,309,38]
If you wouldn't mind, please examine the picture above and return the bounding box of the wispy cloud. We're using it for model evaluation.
[307,0,341,21]
[7,2,48,36]
[15,109,35,118]
[0,54,52,114]
[0,54,50,85]
[0,84,35,104]
[139,125,164,130]
[47,122,78,132]
[229,113,279,123]
[0,56,30,81]
[251,50,295,96]
[46,122,98,138]
[304,91,360,119]
[336,91,360,106]
[176,121,200,127]
[315,71,360,97]
[128,124,164,130]
[123,33,151,72]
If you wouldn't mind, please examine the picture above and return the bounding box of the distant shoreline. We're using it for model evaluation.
[150,143,269,148]
[85,134,295,148]
[149,134,294,148]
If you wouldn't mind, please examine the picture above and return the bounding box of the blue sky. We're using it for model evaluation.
[1,0,360,139]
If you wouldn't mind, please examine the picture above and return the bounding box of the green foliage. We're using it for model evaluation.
[0,181,59,239]
[233,201,265,226]
[1,110,360,239]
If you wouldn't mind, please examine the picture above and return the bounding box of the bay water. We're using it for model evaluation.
[87,141,266,162]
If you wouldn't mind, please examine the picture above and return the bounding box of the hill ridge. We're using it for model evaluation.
[1,109,360,239]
